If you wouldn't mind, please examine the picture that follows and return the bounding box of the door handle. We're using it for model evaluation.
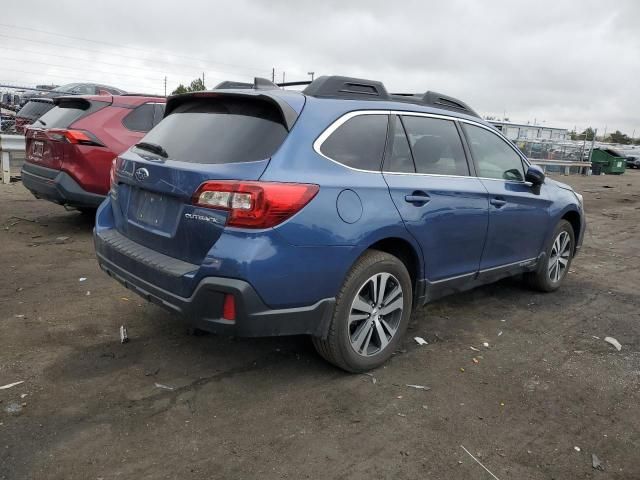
[490,197,507,208]
[405,192,431,205]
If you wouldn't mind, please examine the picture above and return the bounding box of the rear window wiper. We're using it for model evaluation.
[134,141,168,158]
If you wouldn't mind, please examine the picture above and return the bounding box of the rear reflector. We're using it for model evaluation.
[222,294,236,321]
[193,181,319,228]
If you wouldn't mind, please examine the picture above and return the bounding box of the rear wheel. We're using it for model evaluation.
[527,219,575,292]
[313,250,413,372]
[77,207,96,216]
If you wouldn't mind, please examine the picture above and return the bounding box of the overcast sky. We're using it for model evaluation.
[2,0,638,135]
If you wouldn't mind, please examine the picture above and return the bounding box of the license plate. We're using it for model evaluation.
[32,141,44,158]
[132,190,167,227]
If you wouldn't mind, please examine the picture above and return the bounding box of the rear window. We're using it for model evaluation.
[123,103,155,132]
[17,101,54,120]
[34,98,108,129]
[139,97,288,164]
[319,114,388,170]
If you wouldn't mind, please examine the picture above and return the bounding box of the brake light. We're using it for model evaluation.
[48,129,104,146]
[193,181,319,228]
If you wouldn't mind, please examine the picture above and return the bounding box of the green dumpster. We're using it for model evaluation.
[591,148,626,175]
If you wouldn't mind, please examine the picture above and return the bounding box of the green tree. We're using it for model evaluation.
[607,130,631,145]
[171,77,206,95]
[172,84,188,95]
[578,127,595,141]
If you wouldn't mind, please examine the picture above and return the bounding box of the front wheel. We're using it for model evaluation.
[526,219,575,292]
[313,250,413,372]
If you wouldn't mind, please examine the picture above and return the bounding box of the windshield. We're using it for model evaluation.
[52,83,81,93]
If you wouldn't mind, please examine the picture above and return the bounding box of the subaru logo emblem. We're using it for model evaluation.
[135,168,150,182]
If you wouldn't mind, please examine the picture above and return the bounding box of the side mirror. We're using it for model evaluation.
[525,164,545,185]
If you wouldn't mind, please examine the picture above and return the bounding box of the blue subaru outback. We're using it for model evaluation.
[94,75,585,372]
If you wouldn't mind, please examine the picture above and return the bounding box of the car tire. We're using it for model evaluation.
[312,249,413,372]
[78,207,96,216]
[526,219,575,292]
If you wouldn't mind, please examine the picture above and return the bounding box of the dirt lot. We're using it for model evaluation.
[1,171,639,480]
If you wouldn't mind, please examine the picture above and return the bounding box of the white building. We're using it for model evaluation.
[489,120,568,141]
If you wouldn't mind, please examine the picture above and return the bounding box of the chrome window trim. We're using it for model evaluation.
[313,109,530,179]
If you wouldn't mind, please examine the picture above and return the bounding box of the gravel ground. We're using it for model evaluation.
[1,171,639,480]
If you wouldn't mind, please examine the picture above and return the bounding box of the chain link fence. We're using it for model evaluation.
[514,139,592,174]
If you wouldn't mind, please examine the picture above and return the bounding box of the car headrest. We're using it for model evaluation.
[412,136,446,164]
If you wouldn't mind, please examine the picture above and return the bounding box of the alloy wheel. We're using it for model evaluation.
[548,231,572,282]
[348,272,404,357]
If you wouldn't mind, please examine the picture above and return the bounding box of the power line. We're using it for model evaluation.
[0,25,270,78]
[0,53,164,84]
[0,44,193,79]
[0,67,159,93]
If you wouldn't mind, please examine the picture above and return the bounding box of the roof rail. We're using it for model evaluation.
[389,91,479,117]
[211,75,479,117]
[302,76,390,100]
[277,81,312,87]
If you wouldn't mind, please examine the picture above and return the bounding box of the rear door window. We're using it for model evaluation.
[384,116,415,173]
[401,116,469,176]
[139,97,289,164]
[34,98,108,129]
[123,103,156,132]
[320,114,388,170]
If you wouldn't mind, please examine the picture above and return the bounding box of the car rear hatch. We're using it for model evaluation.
[25,96,111,170]
[110,91,305,268]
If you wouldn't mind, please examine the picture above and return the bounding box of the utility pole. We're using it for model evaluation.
[164,76,167,96]
[282,71,286,84]
[272,67,275,83]
[202,72,205,89]
[307,71,315,81]
[588,127,597,165]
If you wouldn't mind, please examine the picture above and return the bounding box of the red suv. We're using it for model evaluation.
[21,94,166,212]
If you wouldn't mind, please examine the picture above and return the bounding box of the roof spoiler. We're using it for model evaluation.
[164,90,300,131]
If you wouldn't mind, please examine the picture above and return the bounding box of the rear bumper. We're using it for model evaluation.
[94,230,335,338]
[21,162,105,209]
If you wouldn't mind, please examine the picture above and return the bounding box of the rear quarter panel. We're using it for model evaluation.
[66,106,145,194]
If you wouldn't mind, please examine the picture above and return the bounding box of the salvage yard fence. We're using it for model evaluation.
[516,138,593,175]
[0,134,25,184]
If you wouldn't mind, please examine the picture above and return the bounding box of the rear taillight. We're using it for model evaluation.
[193,181,319,228]
[109,158,117,189]
[48,129,104,146]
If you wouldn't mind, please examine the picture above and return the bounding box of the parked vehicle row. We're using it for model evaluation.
[14,82,126,134]
[81,75,585,372]
[626,153,640,168]
[22,94,165,212]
